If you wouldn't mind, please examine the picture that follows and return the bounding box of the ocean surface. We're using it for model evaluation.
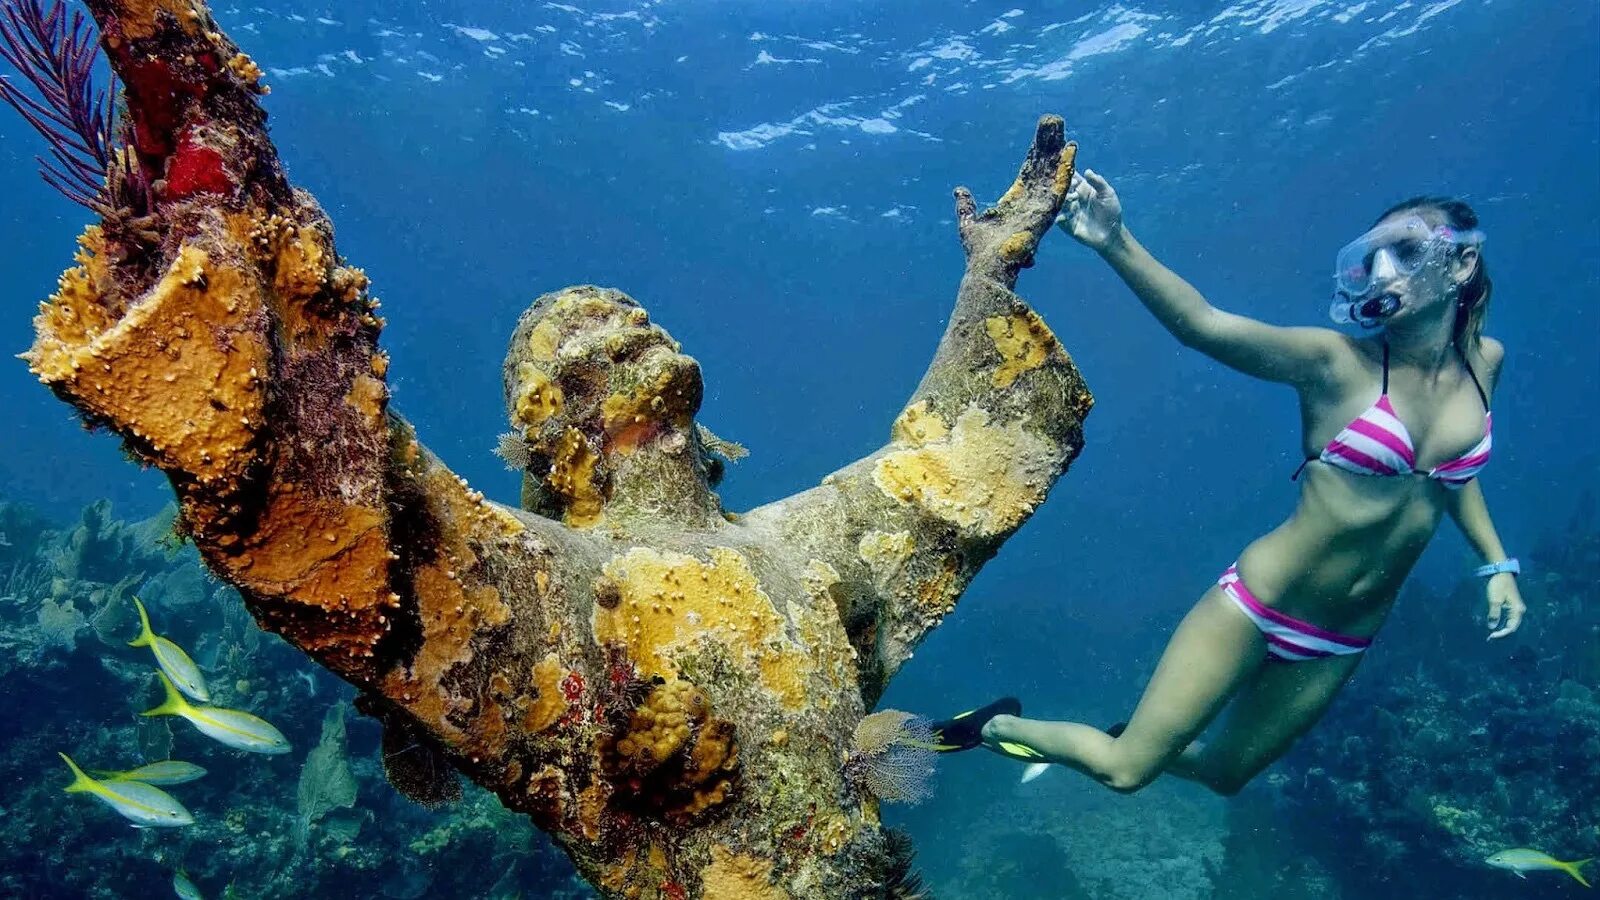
[1,1,1596,898]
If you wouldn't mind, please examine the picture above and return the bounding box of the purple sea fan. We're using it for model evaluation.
[0,0,120,211]
[845,709,938,805]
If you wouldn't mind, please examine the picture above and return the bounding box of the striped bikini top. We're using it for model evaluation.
[1294,341,1491,489]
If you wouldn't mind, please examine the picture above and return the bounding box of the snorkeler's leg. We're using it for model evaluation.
[981,585,1265,792]
[1168,650,1363,795]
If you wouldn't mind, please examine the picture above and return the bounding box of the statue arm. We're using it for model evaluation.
[743,118,1093,699]
[21,1,577,695]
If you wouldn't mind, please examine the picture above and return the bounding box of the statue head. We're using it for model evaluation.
[500,286,731,527]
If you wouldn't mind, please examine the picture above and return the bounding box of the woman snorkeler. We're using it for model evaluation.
[930,170,1526,796]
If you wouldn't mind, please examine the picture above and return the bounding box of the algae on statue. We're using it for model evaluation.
[14,1,1093,896]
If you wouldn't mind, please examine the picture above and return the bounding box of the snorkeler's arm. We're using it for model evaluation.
[1445,480,1509,568]
[1097,226,1340,385]
[1444,478,1525,638]
[1443,339,1521,637]
[742,117,1091,699]
[1061,170,1338,385]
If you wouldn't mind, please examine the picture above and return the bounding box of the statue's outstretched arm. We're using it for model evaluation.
[744,118,1092,700]
[19,1,583,702]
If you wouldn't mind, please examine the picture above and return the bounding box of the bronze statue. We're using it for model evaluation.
[10,1,1091,895]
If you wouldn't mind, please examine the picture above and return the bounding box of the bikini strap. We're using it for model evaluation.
[1380,339,1390,394]
[1456,343,1490,412]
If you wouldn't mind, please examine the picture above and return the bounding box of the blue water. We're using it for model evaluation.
[2,1,1596,897]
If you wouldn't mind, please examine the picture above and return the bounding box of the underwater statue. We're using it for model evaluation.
[9,1,1091,895]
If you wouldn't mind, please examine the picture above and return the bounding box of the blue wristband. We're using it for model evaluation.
[1473,558,1520,578]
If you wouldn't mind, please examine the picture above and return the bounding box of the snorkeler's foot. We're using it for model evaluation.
[930,697,1022,752]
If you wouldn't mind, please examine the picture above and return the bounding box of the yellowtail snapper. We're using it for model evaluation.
[143,671,291,755]
[1485,848,1593,887]
[130,596,211,703]
[58,753,194,828]
[92,760,208,786]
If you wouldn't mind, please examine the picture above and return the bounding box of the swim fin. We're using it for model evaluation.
[929,697,1022,752]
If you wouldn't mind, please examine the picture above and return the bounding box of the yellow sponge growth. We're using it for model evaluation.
[985,310,1061,389]
[519,653,569,733]
[614,680,706,771]
[547,428,604,527]
[890,401,949,446]
[33,227,116,351]
[27,242,268,488]
[512,362,564,429]
[872,407,1057,536]
[591,547,811,710]
[997,230,1037,263]
[700,847,791,900]
[115,0,203,40]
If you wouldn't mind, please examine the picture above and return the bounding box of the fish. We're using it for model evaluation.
[1485,848,1593,887]
[173,870,204,900]
[1020,762,1052,784]
[92,760,208,786]
[58,753,194,828]
[142,671,291,755]
[129,596,211,703]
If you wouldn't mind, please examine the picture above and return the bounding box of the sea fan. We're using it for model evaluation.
[847,710,938,805]
[0,0,119,210]
[493,431,533,470]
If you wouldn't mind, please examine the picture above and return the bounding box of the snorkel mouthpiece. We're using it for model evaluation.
[1329,291,1401,329]
[1362,291,1401,321]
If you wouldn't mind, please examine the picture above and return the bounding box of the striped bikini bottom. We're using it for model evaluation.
[1218,563,1373,663]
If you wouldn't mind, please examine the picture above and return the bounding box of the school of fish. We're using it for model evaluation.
[57,596,294,899]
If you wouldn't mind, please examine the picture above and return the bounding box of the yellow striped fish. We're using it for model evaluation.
[142,672,290,755]
[1486,848,1592,887]
[129,597,211,703]
[92,760,208,786]
[58,753,194,828]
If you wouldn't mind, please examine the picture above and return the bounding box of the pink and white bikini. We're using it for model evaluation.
[1223,340,1493,662]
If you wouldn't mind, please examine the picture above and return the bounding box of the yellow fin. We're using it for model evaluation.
[58,753,96,794]
[141,671,190,718]
[128,596,155,648]
[1563,858,1592,889]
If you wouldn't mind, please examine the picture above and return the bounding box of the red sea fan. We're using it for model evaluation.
[0,0,119,211]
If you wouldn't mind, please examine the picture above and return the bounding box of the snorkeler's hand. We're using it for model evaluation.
[1485,572,1525,639]
[1055,169,1124,251]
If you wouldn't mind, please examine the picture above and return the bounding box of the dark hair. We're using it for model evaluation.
[1374,195,1491,351]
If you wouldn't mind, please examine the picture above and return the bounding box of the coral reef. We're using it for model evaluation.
[926,776,1227,900]
[9,2,1092,896]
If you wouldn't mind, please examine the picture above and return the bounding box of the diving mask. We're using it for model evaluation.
[1329,215,1484,328]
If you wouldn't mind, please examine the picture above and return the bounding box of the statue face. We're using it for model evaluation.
[504,287,704,455]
